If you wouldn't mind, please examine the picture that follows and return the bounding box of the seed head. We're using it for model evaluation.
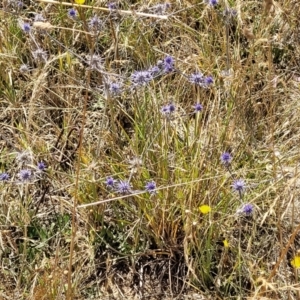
[86,55,103,71]
[32,48,48,63]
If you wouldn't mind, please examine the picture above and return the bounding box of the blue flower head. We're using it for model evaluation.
[131,70,153,86]
[68,8,77,18]
[106,176,115,188]
[145,181,156,194]
[242,203,253,215]
[109,82,122,95]
[221,152,232,165]
[37,161,46,171]
[189,73,204,85]
[116,180,131,194]
[193,103,203,113]
[18,169,32,182]
[163,56,175,73]
[20,22,31,33]
[0,173,9,181]
[232,179,246,193]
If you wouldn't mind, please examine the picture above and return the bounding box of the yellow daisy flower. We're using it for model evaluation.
[199,205,211,214]
[223,239,229,248]
[291,256,300,268]
[75,0,85,4]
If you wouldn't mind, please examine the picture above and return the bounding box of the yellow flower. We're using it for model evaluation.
[223,239,229,248]
[291,256,300,268]
[75,0,85,4]
[199,205,211,214]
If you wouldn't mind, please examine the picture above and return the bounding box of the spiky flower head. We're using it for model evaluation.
[163,55,175,73]
[18,169,32,182]
[86,54,103,70]
[242,203,253,215]
[221,152,232,165]
[161,103,176,115]
[116,180,131,194]
[37,161,46,171]
[131,70,153,86]
[34,14,46,22]
[20,64,30,73]
[32,48,48,63]
[68,8,77,18]
[88,15,103,33]
[193,103,203,113]
[203,76,214,87]
[20,21,31,33]
[108,82,122,95]
[0,173,9,181]
[189,72,204,85]
[16,151,33,166]
[210,0,218,6]
[232,179,246,193]
[108,2,117,10]
[106,176,115,188]
[145,181,156,194]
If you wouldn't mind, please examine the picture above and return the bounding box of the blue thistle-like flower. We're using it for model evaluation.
[88,15,103,33]
[32,48,48,63]
[163,56,175,73]
[209,0,218,6]
[18,169,32,182]
[221,152,232,165]
[108,2,117,10]
[203,76,214,86]
[232,179,246,193]
[149,66,161,77]
[145,181,156,194]
[189,73,204,85]
[108,82,122,95]
[131,70,153,86]
[193,103,203,113]
[242,203,253,215]
[0,173,9,181]
[161,103,176,115]
[68,8,77,18]
[20,22,31,33]
[116,180,131,194]
[37,161,46,171]
[106,176,115,188]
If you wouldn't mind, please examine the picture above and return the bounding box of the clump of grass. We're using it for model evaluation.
[1,0,300,299]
